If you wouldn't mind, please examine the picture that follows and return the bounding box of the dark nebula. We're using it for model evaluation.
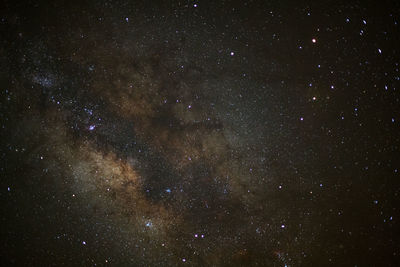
[1,0,400,266]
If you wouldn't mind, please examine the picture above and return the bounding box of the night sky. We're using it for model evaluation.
[1,0,400,266]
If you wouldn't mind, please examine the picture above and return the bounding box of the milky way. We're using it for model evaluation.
[1,1,400,266]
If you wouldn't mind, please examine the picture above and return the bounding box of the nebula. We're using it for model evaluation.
[1,1,399,266]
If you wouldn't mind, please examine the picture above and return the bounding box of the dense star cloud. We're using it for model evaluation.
[1,0,399,266]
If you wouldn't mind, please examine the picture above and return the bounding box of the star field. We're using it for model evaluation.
[1,0,400,266]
